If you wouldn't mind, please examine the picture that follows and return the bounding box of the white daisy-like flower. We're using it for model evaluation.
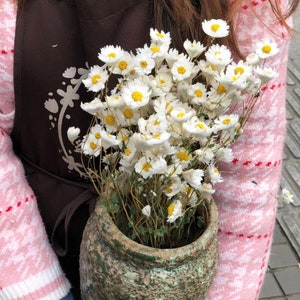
[208,164,223,184]
[164,176,183,198]
[254,66,278,83]
[141,205,151,217]
[183,39,205,58]
[152,69,173,94]
[102,109,122,133]
[150,28,171,46]
[279,188,294,204]
[167,200,183,223]
[134,156,167,179]
[105,93,125,108]
[199,183,215,195]
[122,106,140,126]
[213,114,239,131]
[174,149,192,168]
[67,127,80,144]
[82,132,101,157]
[80,98,106,116]
[100,130,120,150]
[171,57,194,81]
[205,44,232,67]
[216,147,234,162]
[82,65,109,92]
[182,169,204,190]
[182,116,212,138]
[122,78,152,109]
[98,45,125,64]
[202,19,229,38]
[246,52,260,65]
[169,105,195,123]
[139,114,169,135]
[194,148,215,164]
[148,42,170,59]
[134,50,155,75]
[256,39,279,59]
[187,82,207,105]
[111,52,134,75]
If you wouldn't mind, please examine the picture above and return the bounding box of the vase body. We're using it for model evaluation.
[79,199,219,300]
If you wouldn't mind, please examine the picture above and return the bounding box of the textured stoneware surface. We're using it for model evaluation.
[80,199,219,300]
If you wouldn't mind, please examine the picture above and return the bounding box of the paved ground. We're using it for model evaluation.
[259,9,300,300]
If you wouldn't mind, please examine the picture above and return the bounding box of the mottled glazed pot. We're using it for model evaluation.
[80,199,219,300]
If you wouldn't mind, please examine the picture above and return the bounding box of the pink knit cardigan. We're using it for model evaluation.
[0,0,293,299]
[0,1,71,299]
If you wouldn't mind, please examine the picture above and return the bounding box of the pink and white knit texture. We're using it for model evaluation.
[0,1,70,299]
[206,1,292,299]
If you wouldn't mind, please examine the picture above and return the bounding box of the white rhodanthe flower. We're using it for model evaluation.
[167,200,183,223]
[182,169,204,190]
[202,19,229,38]
[164,176,183,198]
[67,127,80,143]
[142,205,151,217]
[183,39,205,58]
[100,130,121,150]
[105,93,124,108]
[171,57,194,81]
[111,52,134,75]
[82,66,109,92]
[134,156,167,179]
[122,78,152,109]
[213,114,240,131]
[279,188,294,204]
[82,133,101,157]
[256,39,279,59]
[254,66,278,83]
[182,116,212,138]
[208,164,223,184]
[98,45,125,64]
[134,50,155,75]
[205,44,232,67]
[187,82,207,105]
[150,28,171,46]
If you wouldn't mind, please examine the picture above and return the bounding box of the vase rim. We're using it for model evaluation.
[94,198,219,267]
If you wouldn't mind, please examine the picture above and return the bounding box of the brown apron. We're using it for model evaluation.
[13,0,151,298]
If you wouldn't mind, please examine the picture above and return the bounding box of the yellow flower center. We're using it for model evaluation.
[211,23,221,32]
[166,186,173,193]
[118,60,128,70]
[105,115,115,126]
[262,45,272,54]
[194,89,203,98]
[154,119,160,126]
[167,204,175,216]
[159,79,166,85]
[214,167,219,174]
[177,112,186,118]
[153,133,161,139]
[217,84,227,94]
[177,151,190,161]
[140,61,148,68]
[108,52,116,58]
[123,108,133,119]
[91,74,101,84]
[156,32,164,38]
[90,141,97,150]
[177,66,186,74]
[209,64,217,71]
[132,91,143,102]
[197,122,205,129]
[125,148,131,156]
[150,45,160,53]
[142,162,152,172]
[223,118,231,125]
[94,132,101,139]
[234,67,244,75]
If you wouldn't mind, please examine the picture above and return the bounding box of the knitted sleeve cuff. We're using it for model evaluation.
[0,260,71,300]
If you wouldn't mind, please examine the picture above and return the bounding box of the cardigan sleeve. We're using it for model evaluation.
[0,114,71,299]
